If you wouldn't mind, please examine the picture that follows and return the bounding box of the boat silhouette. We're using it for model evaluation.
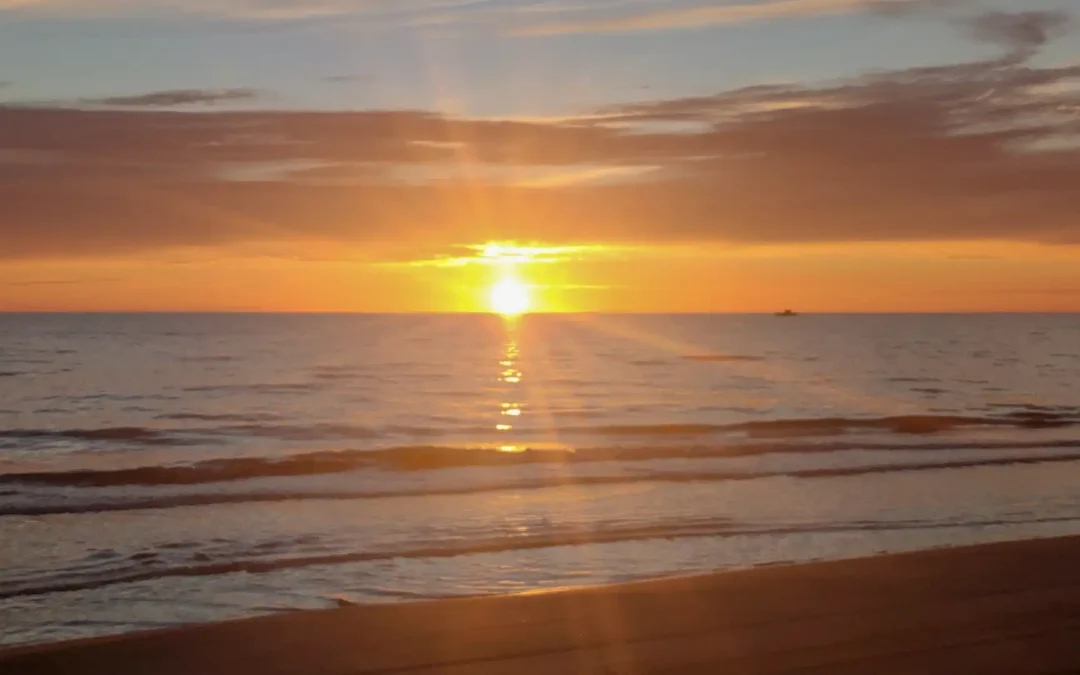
[775,309,798,317]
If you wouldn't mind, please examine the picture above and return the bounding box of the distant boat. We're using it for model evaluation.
[775,309,798,317]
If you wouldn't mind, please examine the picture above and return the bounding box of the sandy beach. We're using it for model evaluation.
[4,535,1080,674]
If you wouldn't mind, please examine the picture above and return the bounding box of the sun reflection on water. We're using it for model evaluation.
[497,334,523,436]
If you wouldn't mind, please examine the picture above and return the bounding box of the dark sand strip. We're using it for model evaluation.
[4,535,1080,674]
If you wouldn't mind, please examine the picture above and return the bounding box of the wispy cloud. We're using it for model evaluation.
[82,88,263,108]
[384,243,626,268]
[0,0,498,21]
[1,10,1078,261]
[0,0,947,29]
[321,74,371,84]
[515,0,942,35]
[513,164,658,188]
[0,0,345,19]
[962,10,1072,63]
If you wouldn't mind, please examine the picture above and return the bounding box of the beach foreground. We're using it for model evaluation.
[4,536,1080,674]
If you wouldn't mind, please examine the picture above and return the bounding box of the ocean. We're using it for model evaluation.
[2,313,1080,647]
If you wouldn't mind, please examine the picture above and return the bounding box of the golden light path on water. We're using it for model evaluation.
[497,333,525,452]
[481,242,532,451]
[473,241,899,456]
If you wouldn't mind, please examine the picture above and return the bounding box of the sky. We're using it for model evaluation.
[1,0,1080,312]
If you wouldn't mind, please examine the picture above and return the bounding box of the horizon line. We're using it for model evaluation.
[2,311,1079,316]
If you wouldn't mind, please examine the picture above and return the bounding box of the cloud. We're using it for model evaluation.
[516,0,946,35]
[0,106,620,167]
[0,0,959,29]
[1,10,1079,260]
[0,0,352,19]
[82,88,264,108]
[861,0,959,18]
[962,10,1072,62]
[0,0,500,21]
[0,0,1007,42]
[384,243,619,268]
[321,75,371,83]
[862,3,1074,65]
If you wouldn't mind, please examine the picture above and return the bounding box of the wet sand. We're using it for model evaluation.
[3,535,1080,674]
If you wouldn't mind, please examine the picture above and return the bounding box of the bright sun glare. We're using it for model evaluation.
[490,277,530,315]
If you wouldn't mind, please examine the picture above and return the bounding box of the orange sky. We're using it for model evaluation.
[2,3,1079,312]
[4,241,1080,313]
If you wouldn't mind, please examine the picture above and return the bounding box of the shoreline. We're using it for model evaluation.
[4,535,1080,674]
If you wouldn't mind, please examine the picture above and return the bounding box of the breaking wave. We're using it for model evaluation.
[5,513,1080,601]
[4,445,1080,516]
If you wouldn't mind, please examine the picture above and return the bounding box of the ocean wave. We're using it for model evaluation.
[579,412,1079,437]
[5,514,1079,601]
[156,413,285,423]
[987,403,1078,412]
[0,427,184,445]
[5,424,1080,488]
[312,372,369,382]
[4,448,1080,516]
[182,383,323,395]
[0,421,443,449]
[176,355,237,364]
[682,355,766,363]
[212,424,384,441]
[2,409,1078,454]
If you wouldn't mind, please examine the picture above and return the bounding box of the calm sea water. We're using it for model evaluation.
[3,313,1080,646]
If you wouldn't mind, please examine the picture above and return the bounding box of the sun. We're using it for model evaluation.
[489,277,531,315]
